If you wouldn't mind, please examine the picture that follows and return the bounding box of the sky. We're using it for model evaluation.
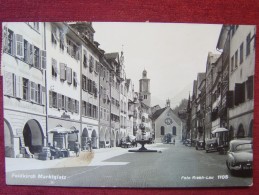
[93,22,222,108]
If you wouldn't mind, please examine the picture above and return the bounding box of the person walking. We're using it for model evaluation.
[75,142,80,157]
[88,138,92,152]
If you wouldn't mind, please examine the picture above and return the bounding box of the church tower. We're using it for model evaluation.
[139,69,151,107]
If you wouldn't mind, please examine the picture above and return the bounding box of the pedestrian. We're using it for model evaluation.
[88,138,92,152]
[173,139,175,145]
[75,142,80,157]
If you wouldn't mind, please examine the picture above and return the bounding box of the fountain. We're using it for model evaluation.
[129,117,157,153]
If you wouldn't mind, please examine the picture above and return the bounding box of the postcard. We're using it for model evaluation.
[1,22,255,187]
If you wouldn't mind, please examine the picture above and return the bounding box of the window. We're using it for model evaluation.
[100,107,103,119]
[30,82,36,101]
[61,95,66,110]
[73,72,78,87]
[23,78,29,100]
[16,34,24,58]
[172,126,176,136]
[24,40,29,63]
[246,33,251,57]
[89,56,94,73]
[66,67,72,84]
[33,22,39,31]
[144,95,147,99]
[34,46,40,69]
[67,38,79,60]
[83,50,88,67]
[240,42,244,64]
[231,56,234,72]
[52,59,58,77]
[161,126,165,135]
[51,26,58,45]
[82,75,87,91]
[52,92,58,108]
[95,60,99,73]
[7,29,14,55]
[246,76,254,100]
[234,50,238,68]
[60,63,66,81]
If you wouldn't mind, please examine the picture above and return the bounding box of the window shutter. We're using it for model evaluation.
[76,49,80,60]
[30,82,35,102]
[60,63,66,80]
[73,72,77,87]
[49,91,53,108]
[83,50,88,67]
[3,26,9,52]
[76,100,79,114]
[16,76,22,99]
[29,44,34,66]
[15,34,24,58]
[4,71,13,96]
[234,83,242,106]
[58,93,62,109]
[72,99,75,113]
[65,96,69,111]
[40,86,45,105]
[67,67,72,84]
[41,50,46,69]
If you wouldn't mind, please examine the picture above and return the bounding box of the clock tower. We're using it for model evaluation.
[139,69,151,107]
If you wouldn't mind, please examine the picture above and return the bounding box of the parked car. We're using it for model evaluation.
[226,139,253,175]
[205,138,218,153]
[184,139,192,147]
[196,140,205,150]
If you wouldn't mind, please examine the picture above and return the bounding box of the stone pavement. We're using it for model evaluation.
[5,143,165,172]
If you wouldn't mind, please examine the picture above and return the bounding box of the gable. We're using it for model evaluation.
[155,107,182,126]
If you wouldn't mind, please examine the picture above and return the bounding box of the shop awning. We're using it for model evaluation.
[48,127,78,134]
[212,127,228,134]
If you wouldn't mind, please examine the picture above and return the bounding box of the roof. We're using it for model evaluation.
[151,107,167,121]
[151,107,182,126]
[104,52,119,61]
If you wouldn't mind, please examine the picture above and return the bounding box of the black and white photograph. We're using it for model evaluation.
[1,22,255,187]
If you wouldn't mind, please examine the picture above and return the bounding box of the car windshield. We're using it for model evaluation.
[234,143,252,152]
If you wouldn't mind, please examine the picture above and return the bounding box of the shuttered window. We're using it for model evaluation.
[89,56,94,73]
[58,93,62,109]
[73,72,77,87]
[61,95,66,110]
[52,92,58,108]
[15,34,24,58]
[29,44,34,66]
[240,42,244,65]
[30,82,35,102]
[52,59,58,77]
[246,33,251,57]
[3,71,14,96]
[246,76,254,100]
[3,26,9,53]
[22,78,30,100]
[60,63,66,81]
[66,67,72,84]
[41,50,46,69]
[83,50,88,67]
[49,91,53,108]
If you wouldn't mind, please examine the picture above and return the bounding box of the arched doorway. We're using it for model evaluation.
[105,129,111,147]
[237,124,245,138]
[23,119,44,154]
[81,128,89,150]
[116,131,120,147]
[4,119,14,157]
[248,120,253,137]
[91,130,97,149]
[172,126,176,136]
[68,126,78,150]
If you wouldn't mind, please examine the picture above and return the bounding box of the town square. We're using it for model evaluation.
[1,22,255,187]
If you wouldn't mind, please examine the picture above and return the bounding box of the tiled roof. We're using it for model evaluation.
[151,107,167,121]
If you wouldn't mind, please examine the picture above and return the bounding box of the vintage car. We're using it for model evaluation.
[183,139,192,147]
[226,139,253,175]
[205,138,218,153]
[195,140,205,150]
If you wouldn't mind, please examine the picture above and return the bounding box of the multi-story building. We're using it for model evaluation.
[45,22,81,150]
[105,52,121,147]
[99,57,112,148]
[216,25,230,130]
[119,52,128,139]
[190,80,197,141]
[69,22,100,149]
[228,25,255,138]
[2,22,47,157]
[196,73,206,141]
[126,79,135,136]
[204,52,220,140]
[211,55,222,132]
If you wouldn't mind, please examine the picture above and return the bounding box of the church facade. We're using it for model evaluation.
[152,100,183,143]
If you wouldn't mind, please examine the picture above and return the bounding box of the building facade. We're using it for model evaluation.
[2,22,47,157]
[228,25,255,138]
